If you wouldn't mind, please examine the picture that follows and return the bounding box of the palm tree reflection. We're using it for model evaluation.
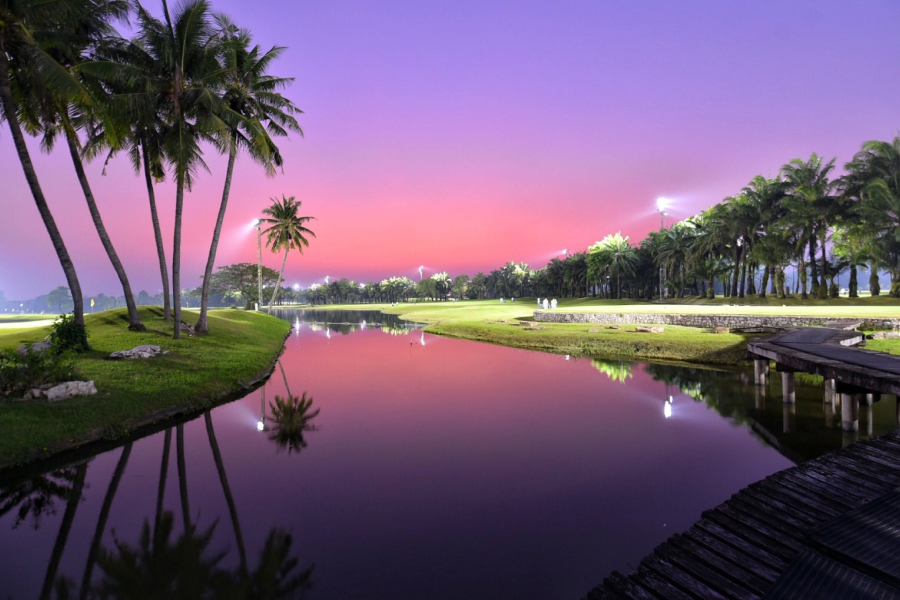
[266,393,320,454]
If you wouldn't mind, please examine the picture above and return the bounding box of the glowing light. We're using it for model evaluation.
[326,327,331,339]
[664,402,672,419]
[656,197,669,211]
[420,331,426,346]
[257,420,265,432]
[293,283,300,291]
[565,355,570,361]
[668,395,674,404]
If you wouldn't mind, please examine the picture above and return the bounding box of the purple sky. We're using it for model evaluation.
[2,0,899,299]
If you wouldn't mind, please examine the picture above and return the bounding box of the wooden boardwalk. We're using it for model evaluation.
[583,430,900,599]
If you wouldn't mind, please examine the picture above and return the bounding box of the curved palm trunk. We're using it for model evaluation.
[172,179,185,339]
[870,264,881,296]
[196,143,237,333]
[204,412,248,576]
[141,138,171,321]
[65,134,145,331]
[40,462,87,600]
[78,443,132,600]
[269,247,290,307]
[0,53,84,325]
[277,359,292,396]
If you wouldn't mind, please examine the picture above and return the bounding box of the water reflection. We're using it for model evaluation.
[266,393,320,454]
[272,308,423,337]
[1,418,314,599]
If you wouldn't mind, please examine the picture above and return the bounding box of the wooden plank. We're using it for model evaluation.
[725,496,809,534]
[813,454,900,492]
[694,520,788,570]
[654,545,760,600]
[710,504,804,551]
[643,557,730,600]
[633,566,698,600]
[601,572,656,600]
[669,536,771,596]
[754,479,843,519]
[737,487,821,527]
[702,508,799,560]
[797,464,882,501]
[686,526,781,583]
[774,471,862,510]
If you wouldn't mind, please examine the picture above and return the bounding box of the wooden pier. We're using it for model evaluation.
[584,430,900,600]
[585,325,900,599]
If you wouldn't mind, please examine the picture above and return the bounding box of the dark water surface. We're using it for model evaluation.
[2,309,898,599]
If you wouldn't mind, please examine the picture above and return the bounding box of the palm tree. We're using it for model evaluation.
[0,0,94,326]
[84,37,174,322]
[781,153,838,299]
[131,0,231,338]
[195,17,302,333]
[261,195,316,307]
[21,1,147,331]
[589,233,637,299]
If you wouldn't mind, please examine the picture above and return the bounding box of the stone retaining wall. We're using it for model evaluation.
[533,311,900,330]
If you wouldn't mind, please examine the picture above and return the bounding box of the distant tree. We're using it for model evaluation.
[47,287,71,313]
[137,290,151,306]
[452,275,470,299]
[467,273,488,299]
[208,263,280,308]
[431,272,451,299]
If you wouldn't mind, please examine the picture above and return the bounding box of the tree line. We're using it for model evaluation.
[2,0,302,338]
[304,137,900,304]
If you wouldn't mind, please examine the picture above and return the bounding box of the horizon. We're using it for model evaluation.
[3,0,899,298]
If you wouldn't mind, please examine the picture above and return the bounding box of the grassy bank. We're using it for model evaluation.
[310,297,900,364]
[0,307,289,469]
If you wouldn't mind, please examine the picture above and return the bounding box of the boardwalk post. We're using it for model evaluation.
[754,358,769,386]
[755,384,765,410]
[781,371,795,404]
[864,393,874,407]
[867,404,874,437]
[841,393,859,432]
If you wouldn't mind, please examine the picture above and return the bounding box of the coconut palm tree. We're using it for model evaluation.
[195,16,303,334]
[0,0,96,326]
[589,233,637,299]
[131,0,232,338]
[261,195,316,307]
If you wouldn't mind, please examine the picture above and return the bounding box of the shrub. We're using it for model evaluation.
[0,349,77,398]
[49,313,90,353]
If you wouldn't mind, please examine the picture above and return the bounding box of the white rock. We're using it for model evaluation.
[16,341,52,356]
[108,345,166,360]
[45,380,97,401]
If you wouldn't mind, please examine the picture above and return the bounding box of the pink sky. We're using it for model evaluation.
[3,0,900,299]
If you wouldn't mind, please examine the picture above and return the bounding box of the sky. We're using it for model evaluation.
[2,0,900,299]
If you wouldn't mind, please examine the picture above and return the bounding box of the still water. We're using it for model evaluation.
[2,309,898,599]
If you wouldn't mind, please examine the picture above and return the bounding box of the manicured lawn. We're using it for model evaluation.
[0,307,289,468]
[310,297,900,365]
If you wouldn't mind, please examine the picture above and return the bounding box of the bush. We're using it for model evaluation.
[0,349,77,398]
[49,313,89,353]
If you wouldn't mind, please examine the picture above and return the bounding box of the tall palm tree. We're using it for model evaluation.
[589,233,637,299]
[132,0,231,338]
[84,37,174,321]
[195,16,302,334]
[261,195,316,307]
[0,0,95,326]
[21,2,147,331]
[781,153,837,299]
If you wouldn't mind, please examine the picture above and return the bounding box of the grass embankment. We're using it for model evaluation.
[313,297,900,364]
[0,307,289,469]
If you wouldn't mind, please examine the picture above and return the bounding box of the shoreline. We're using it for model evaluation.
[0,308,290,471]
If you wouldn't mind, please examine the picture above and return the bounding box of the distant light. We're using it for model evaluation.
[293,283,300,291]
[420,331,426,346]
[251,218,261,227]
[656,197,669,211]
[565,355,570,361]
[664,403,672,419]
[668,395,674,404]
[256,420,264,432]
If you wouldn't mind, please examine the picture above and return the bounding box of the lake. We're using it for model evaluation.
[1,309,897,599]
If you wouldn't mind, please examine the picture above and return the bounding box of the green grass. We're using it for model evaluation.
[313,299,757,365]
[312,296,900,365]
[0,307,289,469]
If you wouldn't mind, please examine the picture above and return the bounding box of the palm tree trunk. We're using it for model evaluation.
[172,179,185,339]
[809,235,819,296]
[40,462,87,600]
[849,264,858,297]
[0,52,84,325]
[65,133,144,331]
[78,443,132,600]
[269,247,290,307]
[196,142,237,333]
[760,266,769,299]
[730,250,741,297]
[870,264,881,296]
[818,228,828,299]
[800,257,809,299]
[140,138,171,321]
[205,412,248,577]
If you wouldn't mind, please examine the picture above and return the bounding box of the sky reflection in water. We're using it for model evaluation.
[2,309,896,599]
